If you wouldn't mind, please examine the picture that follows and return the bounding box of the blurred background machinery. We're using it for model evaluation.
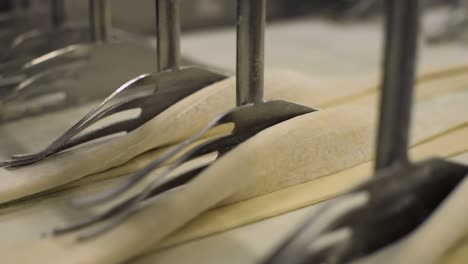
[2,0,465,34]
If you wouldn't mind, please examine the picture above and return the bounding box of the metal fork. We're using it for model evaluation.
[0,0,227,167]
[0,0,110,96]
[0,0,120,88]
[263,160,468,264]
[1,0,124,66]
[51,0,317,241]
[263,1,468,263]
[0,0,133,120]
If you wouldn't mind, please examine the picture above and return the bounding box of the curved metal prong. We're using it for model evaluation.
[1,64,78,103]
[305,228,353,264]
[54,157,215,239]
[0,75,24,96]
[52,193,139,236]
[56,118,141,152]
[1,74,156,167]
[73,162,212,242]
[12,96,147,160]
[2,44,90,77]
[71,109,232,207]
[263,193,369,264]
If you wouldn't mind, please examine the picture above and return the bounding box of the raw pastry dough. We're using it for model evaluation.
[442,232,468,264]
[2,64,468,204]
[63,68,468,190]
[0,69,336,204]
[0,89,467,264]
[156,127,468,251]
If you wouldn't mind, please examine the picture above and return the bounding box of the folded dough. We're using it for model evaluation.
[0,88,467,264]
[0,69,336,204]
[2,64,468,205]
[155,126,468,251]
[78,81,468,206]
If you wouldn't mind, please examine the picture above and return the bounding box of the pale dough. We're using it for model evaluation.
[442,232,468,264]
[67,69,468,192]
[0,69,339,204]
[0,88,467,263]
[74,78,468,206]
[155,126,468,251]
[2,64,468,204]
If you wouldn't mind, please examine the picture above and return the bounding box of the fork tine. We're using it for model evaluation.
[71,112,231,207]
[263,193,369,264]
[18,44,91,77]
[68,154,216,240]
[76,208,138,242]
[8,118,138,166]
[1,74,154,166]
[4,100,141,165]
[0,75,25,93]
[55,155,215,238]
[305,228,352,263]
[56,117,141,152]
[12,96,147,159]
[53,193,139,235]
[2,65,78,103]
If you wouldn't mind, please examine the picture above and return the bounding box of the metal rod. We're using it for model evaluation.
[156,0,181,72]
[50,0,66,28]
[375,0,419,171]
[236,0,265,106]
[89,0,111,43]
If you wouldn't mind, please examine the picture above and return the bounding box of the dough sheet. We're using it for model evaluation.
[1,64,468,204]
[0,66,468,263]
[0,90,467,263]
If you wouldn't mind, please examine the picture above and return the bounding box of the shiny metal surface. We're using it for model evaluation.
[236,0,265,105]
[374,0,418,170]
[89,0,111,43]
[1,0,126,70]
[156,0,181,71]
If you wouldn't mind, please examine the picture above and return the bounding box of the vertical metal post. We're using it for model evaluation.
[375,0,419,171]
[156,0,181,72]
[89,0,111,43]
[236,0,266,106]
